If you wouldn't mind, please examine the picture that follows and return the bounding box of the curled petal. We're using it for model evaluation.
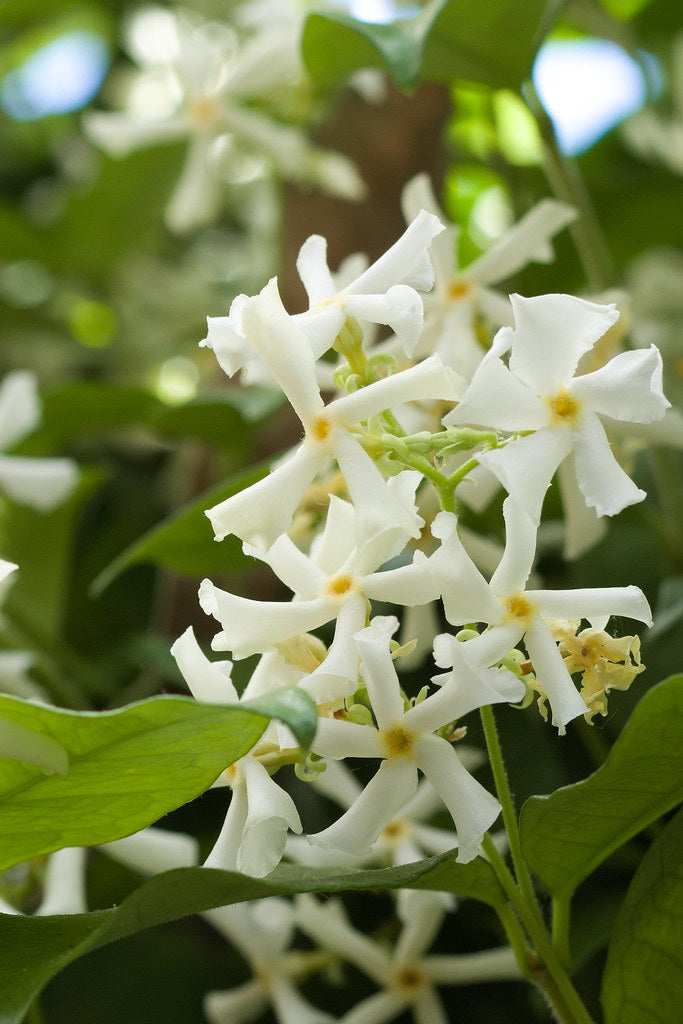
[524,618,588,733]
[351,209,444,295]
[355,616,404,730]
[296,234,336,305]
[238,757,302,877]
[573,412,646,517]
[490,497,538,597]
[531,584,652,630]
[171,626,237,703]
[571,345,670,423]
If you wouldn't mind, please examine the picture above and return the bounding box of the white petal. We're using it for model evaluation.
[531,584,652,628]
[557,455,607,560]
[296,234,336,305]
[572,412,646,517]
[394,899,446,964]
[308,757,363,809]
[0,456,78,510]
[355,616,404,730]
[508,293,619,393]
[523,618,588,732]
[0,714,68,776]
[0,371,41,449]
[0,558,18,585]
[35,847,87,915]
[443,356,547,431]
[165,132,222,233]
[296,894,391,985]
[350,209,444,295]
[311,717,382,760]
[308,760,419,856]
[269,973,335,1024]
[336,992,406,1024]
[364,552,441,608]
[413,988,450,1024]
[469,199,576,286]
[204,982,266,1024]
[238,757,302,877]
[490,497,538,596]
[310,495,357,575]
[302,596,366,703]
[83,111,188,157]
[416,734,500,863]
[259,534,327,600]
[241,278,324,427]
[171,626,237,703]
[346,285,424,357]
[204,785,246,871]
[477,429,573,524]
[571,345,670,423]
[205,441,323,547]
[408,657,523,734]
[101,826,199,873]
[430,513,502,626]
[331,354,464,426]
[426,945,521,984]
[199,581,335,658]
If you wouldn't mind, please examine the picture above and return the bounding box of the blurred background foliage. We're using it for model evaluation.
[0,0,681,1020]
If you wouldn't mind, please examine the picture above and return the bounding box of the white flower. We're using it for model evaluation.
[204,899,334,1024]
[445,293,670,522]
[84,9,363,232]
[296,894,520,1024]
[200,490,440,704]
[204,277,463,551]
[433,500,653,732]
[306,617,523,863]
[0,372,77,511]
[401,174,576,376]
[171,626,301,876]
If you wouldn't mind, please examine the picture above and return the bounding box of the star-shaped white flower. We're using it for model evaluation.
[204,277,463,551]
[400,174,576,377]
[432,500,653,732]
[306,617,523,863]
[445,292,670,522]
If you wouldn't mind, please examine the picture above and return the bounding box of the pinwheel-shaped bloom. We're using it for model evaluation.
[296,894,520,1024]
[171,627,301,876]
[433,500,653,732]
[204,899,334,1024]
[445,293,670,522]
[203,208,444,376]
[401,174,576,377]
[200,489,440,704]
[204,278,464,551]
[0,372,77,511]
[84,8,363,232]
[306,617,524,863]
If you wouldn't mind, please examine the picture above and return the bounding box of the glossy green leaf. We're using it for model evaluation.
[303,0,548,92]
[519,675,683,896]
[0,688,315,870]
[0,853,504,1024]
[602,809,683,1024]
[91,461,269,593]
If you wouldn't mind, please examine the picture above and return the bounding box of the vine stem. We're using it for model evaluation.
[480,708,596,1024]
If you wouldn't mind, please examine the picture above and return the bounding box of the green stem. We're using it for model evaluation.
[445,455,481,490]
[480,705,541,921]
[552,893,573,969]
[523,81,614,293]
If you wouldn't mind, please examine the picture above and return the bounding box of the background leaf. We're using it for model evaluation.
[601,809,683,1024]
[0,853,504,1024]
[519,674,683,896]
[0,689,315,869]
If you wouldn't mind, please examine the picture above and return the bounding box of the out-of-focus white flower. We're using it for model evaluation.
[621,35,683,177]
[400,174,576,377]
[445,293,670,523]
[296,893,520,1024]
[204,278,463,551]
[0,372,77,511]
[433,500,653,732]
[171,626,301,876]
[306,617,523,863]
[84,7,364,231]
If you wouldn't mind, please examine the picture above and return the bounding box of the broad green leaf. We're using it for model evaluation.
[91,461,268,593]
[303,0,548,92]
[0,689,315,870]
[519,675,683,896]
[0,853,504,1024]
[602,809,683,1024]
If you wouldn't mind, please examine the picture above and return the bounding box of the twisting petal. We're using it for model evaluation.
[354,616,405,731]
[415,734,500,863]
[571,345,669,423]
[430,512,502,625]
[256,534,328,600]
[346,285,424,357]
[204,783,247,870]
[302,595,367,703]
[572,411,646,517]
[489,497,538,596]
[238,756,302,876]
[171,626,237,703]
[530,585,652,629]
[523,617,588,733]
[508,293,619,393]
[296,234,337,304]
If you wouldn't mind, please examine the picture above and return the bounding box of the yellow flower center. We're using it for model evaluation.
[393,965,426,995]
[503,592,536,625]
[326,574,354,597]
[447,279,473,301]
[380,724,416,759]
[311,416,332,442]
[381,819,409,842]
[187,96,220,127]
[547,389,581,426]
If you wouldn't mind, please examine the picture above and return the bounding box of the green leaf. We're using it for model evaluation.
[0,689,315,870]
[91,461,269,593]
[0,853,504,1024]
[519,675,683,896]
[302,0,548,92]
[602,809,683,1024]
